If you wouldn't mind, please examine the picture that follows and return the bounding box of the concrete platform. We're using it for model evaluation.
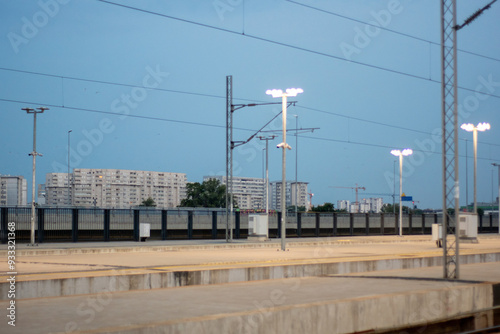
[1,235,499,333]
[2,235,500,299]
[1,262,499,334]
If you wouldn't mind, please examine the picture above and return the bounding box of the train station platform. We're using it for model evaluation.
[1,235,499,333]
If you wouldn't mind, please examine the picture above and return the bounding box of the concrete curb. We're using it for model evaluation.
[0,235,479,256]
[3,252,499,300]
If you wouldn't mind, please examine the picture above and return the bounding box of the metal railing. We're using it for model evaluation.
[0,207,498,243]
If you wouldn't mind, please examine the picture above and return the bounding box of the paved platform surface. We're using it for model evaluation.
[1,235,499,333]
[1,261,499,334]
[1,235,500,280]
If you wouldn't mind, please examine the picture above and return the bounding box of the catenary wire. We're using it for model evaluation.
[1,96,497,161]
[285,0,500,63]
[0,67,440,137]
[95,1,500,101]
[2,66,499,148]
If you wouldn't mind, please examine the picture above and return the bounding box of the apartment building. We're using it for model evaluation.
[341,197,384,213]
[204,175,265,210]
[337,200,350,211]
[0,175,28,206]
[45,173,71,206]
[45,169,187,208]
[269,181,309,210]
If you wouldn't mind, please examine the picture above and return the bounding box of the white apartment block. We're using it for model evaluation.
[270,181,309,210]
[45,173,71,206]
[345,197,384,213]
[337,200,350,211]
[360,197,384,213]
[204,175,265,210]
[0,175,28,206]
[45,169,187,208]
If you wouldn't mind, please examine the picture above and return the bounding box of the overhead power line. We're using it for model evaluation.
[0,66,232,102]
[1,66,499,148]
[285,0,500,63]
[95,1,500,100]
[0,67,448,137]
[2,96,499,155]
[0,97,227,130]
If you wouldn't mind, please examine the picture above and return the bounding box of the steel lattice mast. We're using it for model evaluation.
[440,0,460,279]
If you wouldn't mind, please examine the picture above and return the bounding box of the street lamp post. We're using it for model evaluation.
[294,115,298,216]
[492,163,500,234]
[24,107,48,246]
[68,130,72,206]
[266,88,303,251]
[461,122,490,214]
[391,148,413,237]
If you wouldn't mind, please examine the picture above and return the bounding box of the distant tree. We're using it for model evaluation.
[180,178,235,208]
[287,205,307,212]
[381,203,411,214]
[477,208,484,216]
[140,197,156,207]
[310,202,335,212]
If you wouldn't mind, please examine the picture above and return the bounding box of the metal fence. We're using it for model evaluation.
[0,207,498,243]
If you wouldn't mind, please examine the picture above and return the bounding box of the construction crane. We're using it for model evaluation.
[330,184,365,213]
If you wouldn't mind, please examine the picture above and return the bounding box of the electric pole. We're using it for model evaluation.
[441,0,496,279]
[25,107,47,246]
[225,75,290,243]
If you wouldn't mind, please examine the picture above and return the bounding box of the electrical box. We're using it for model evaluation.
[432,223,442,247]
[459,214,478,239]
[432,223,442,241]
[140,223,150,242]
[248,214,268,240]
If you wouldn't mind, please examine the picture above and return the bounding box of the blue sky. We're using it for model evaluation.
[1,0,499,210]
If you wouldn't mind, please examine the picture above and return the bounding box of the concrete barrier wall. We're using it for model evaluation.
[4,252,500,300]
[55,283,495,334]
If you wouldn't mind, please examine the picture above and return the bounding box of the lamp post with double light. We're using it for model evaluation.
[391,148,413,236]
[266,88,303,251]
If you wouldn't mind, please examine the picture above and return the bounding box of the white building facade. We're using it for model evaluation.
[45,169,187,208]
[337,200,350,211]
[0,175,28,206]
[204,175,265,210]
[270,181,309,211]
[342,197,384,213]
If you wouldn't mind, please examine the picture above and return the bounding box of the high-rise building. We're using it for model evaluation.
[363,197,384,213]
[270,181,308,210]
[337,200,350,211]
[344,197,384,213]
[45,169,187,208]
[45,173,71,206]
[37,184,46,205]
[204,175,265,210]
[0,175,28,206]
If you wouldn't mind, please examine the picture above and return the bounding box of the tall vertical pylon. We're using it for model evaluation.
[440,0,460,279]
